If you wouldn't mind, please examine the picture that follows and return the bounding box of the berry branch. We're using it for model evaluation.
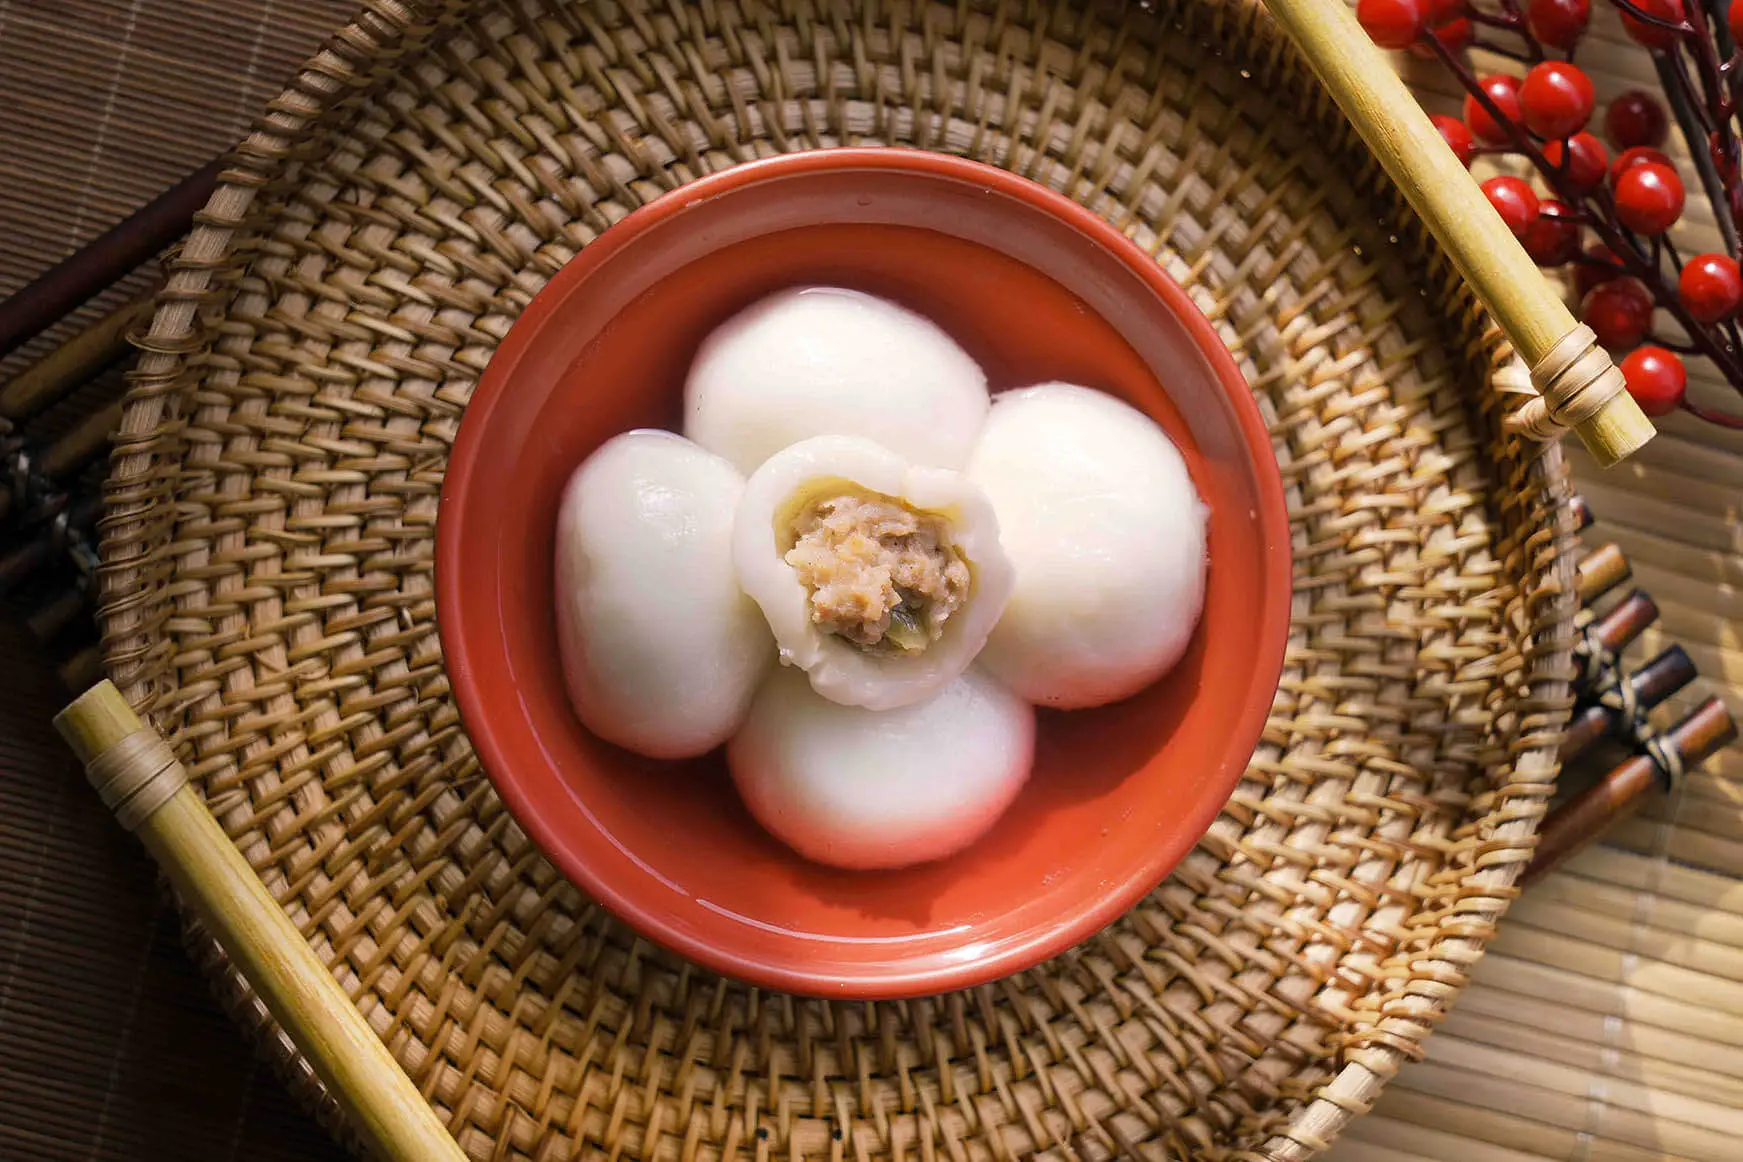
[1359,0,1743,426]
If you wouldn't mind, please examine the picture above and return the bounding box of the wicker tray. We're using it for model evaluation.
[94,1,1578,1158]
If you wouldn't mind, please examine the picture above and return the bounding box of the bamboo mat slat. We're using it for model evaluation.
[0,1,1740,1161]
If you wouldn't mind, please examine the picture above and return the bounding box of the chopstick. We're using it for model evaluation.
[1261,0,1654,466]
[0,158,220,361]
[53,682,468,1162]
[1527,697,1738,883]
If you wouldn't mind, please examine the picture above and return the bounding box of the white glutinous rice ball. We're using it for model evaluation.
[965,383,1208,709]
[729,665,1034,870]
[733,434,1014,712]
[683,287,990,474]
[554,430,772,759]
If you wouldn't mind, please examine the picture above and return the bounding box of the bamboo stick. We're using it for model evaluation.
[1374,1079,1708,1161]
[1558,844,1743,911]
[1437,1010,1743,1105]
[1342,1112,1558,1162]
[1474,952,1743,1048]
[1423,1032,1743,1136]
[1391,1059,1739,1158]
[1258,0,1655,466]
[1489,922,1743,1015]
[52,681,466,1162]
[1503,902,1743,983]
[1455,984,1743,1084]
[1525,874,1743,948]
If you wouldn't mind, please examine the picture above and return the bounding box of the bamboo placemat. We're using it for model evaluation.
[0,2,1738,1161]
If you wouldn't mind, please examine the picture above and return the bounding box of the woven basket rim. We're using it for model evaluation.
[94,2,1581,1158]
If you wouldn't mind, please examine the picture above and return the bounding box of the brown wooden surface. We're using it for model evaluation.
[0,2,354,1158]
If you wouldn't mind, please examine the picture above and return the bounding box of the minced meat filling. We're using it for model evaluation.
[784,493,970,653]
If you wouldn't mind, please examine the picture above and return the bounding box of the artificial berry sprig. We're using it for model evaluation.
[1359,0,1743,426]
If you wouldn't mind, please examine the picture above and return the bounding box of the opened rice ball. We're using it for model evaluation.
[729,665,1034,870]
[733,434,1013,712]
[966,384,1208,709]
[555,430,772,758]
[684,287,990,474]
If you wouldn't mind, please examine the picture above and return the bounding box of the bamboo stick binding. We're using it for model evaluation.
[1559,645,1694,759]
[53,682,466,1162]
[1259,0,1655,467]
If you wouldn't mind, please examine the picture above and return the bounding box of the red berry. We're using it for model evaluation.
[1679,253,1743,322]
[1731,0,1743,45]
[1433,114,1476,166]
[1523,201,1582,266]
[1426,0,1467,21]
[1609,145,1673,188]
[1482,175,1540,236]
[1615,162,1685,234]
[1605,90,1668,150]
[1359,0,1428,48]
[1574,244,1624,297]
[1622,0,1686,49]
[1465,74,1522,145]
[1620,346,1687,416]
[1527,0,1590,47]
[1520,62,1596,140]
[1543,132,1609,193]
[1581,278,1654,347]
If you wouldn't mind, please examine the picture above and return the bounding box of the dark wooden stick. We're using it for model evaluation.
[1576,543,1630,605]
[1527,697,1738,883]
[0,156,219,361]
[1572,589,1657,688]
[27,587,89,644]
[0,496,101,594]
[0,290,153,420]
[40,400,122,480]
[1560,646,1696,759]
[0,398,125,525]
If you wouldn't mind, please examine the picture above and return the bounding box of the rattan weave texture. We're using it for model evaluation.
[94,1,1577,1158]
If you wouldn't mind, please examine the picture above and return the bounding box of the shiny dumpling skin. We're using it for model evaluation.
[555,430,773,758]
[683,287,990,475]
[965,384,1208,709]
[733,434,1014,712]
[728,665,1034,870]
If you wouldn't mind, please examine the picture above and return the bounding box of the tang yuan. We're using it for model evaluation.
[553,431,772,759]
[966,384,1208,710]
[729,666,1034,870]
[548,288,1211,873]
[733,435,1014,712]
[683,287,989,474]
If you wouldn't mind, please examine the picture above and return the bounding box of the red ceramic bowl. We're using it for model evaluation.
[438,149,1291,998]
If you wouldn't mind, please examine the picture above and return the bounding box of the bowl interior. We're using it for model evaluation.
[438,151,1290,997]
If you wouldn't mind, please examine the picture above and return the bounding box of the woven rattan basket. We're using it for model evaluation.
[95,1,1580,1157]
